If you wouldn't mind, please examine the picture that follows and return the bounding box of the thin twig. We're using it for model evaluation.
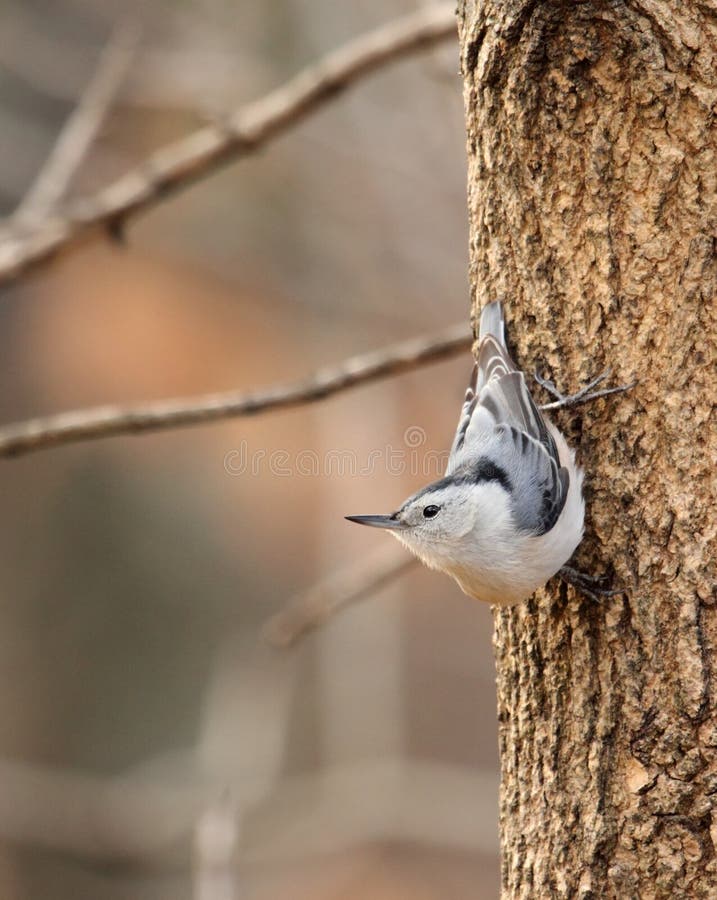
[12,20,140,228]
[0,3,457,287]
[193,792,241,900]
[0,323,471,458]
[264,547,417,649]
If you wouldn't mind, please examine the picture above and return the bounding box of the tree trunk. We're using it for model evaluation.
[457,2,717,897]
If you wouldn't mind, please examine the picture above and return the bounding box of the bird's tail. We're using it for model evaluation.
[475,300,517,393]
[478,300,506,347]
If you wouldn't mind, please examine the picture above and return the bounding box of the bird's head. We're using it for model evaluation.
[346,471,513,571]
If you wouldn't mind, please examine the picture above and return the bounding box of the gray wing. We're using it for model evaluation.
[446,306,569,535]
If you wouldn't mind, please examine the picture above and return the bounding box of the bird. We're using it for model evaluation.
[345,301,588,606]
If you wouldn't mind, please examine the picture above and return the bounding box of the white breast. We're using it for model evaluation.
[452,422,585,606]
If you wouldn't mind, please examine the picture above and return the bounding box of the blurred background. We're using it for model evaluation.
[0,1,500,897]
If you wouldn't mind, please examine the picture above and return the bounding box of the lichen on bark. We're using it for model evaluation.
[457,1,717,897]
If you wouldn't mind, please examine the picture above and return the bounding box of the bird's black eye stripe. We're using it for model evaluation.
[423,505,440,518]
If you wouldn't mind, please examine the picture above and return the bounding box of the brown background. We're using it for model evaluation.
[0,2,501,897]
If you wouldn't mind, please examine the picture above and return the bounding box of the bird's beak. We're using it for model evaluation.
[345,514,406,530]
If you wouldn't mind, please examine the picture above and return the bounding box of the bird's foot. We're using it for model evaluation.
[535,368,636,411]
[558,565,623,602]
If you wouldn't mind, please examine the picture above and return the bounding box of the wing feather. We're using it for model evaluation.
[446,302,569,535]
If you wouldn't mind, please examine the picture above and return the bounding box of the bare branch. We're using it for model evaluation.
[0,3,457,287]
[12,20,140,228]
[264,547,417,649]
[0,323,471,458]
[0,753,497,864]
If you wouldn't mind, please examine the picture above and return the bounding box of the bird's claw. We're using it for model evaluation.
[557,565,623,602]
[535,367,635,411]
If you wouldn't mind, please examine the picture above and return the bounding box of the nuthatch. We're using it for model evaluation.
[347,301,623,606]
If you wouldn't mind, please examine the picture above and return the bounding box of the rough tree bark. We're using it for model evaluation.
[457,2,717,897]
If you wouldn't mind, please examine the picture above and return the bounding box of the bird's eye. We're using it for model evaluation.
[423,505,440,519]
